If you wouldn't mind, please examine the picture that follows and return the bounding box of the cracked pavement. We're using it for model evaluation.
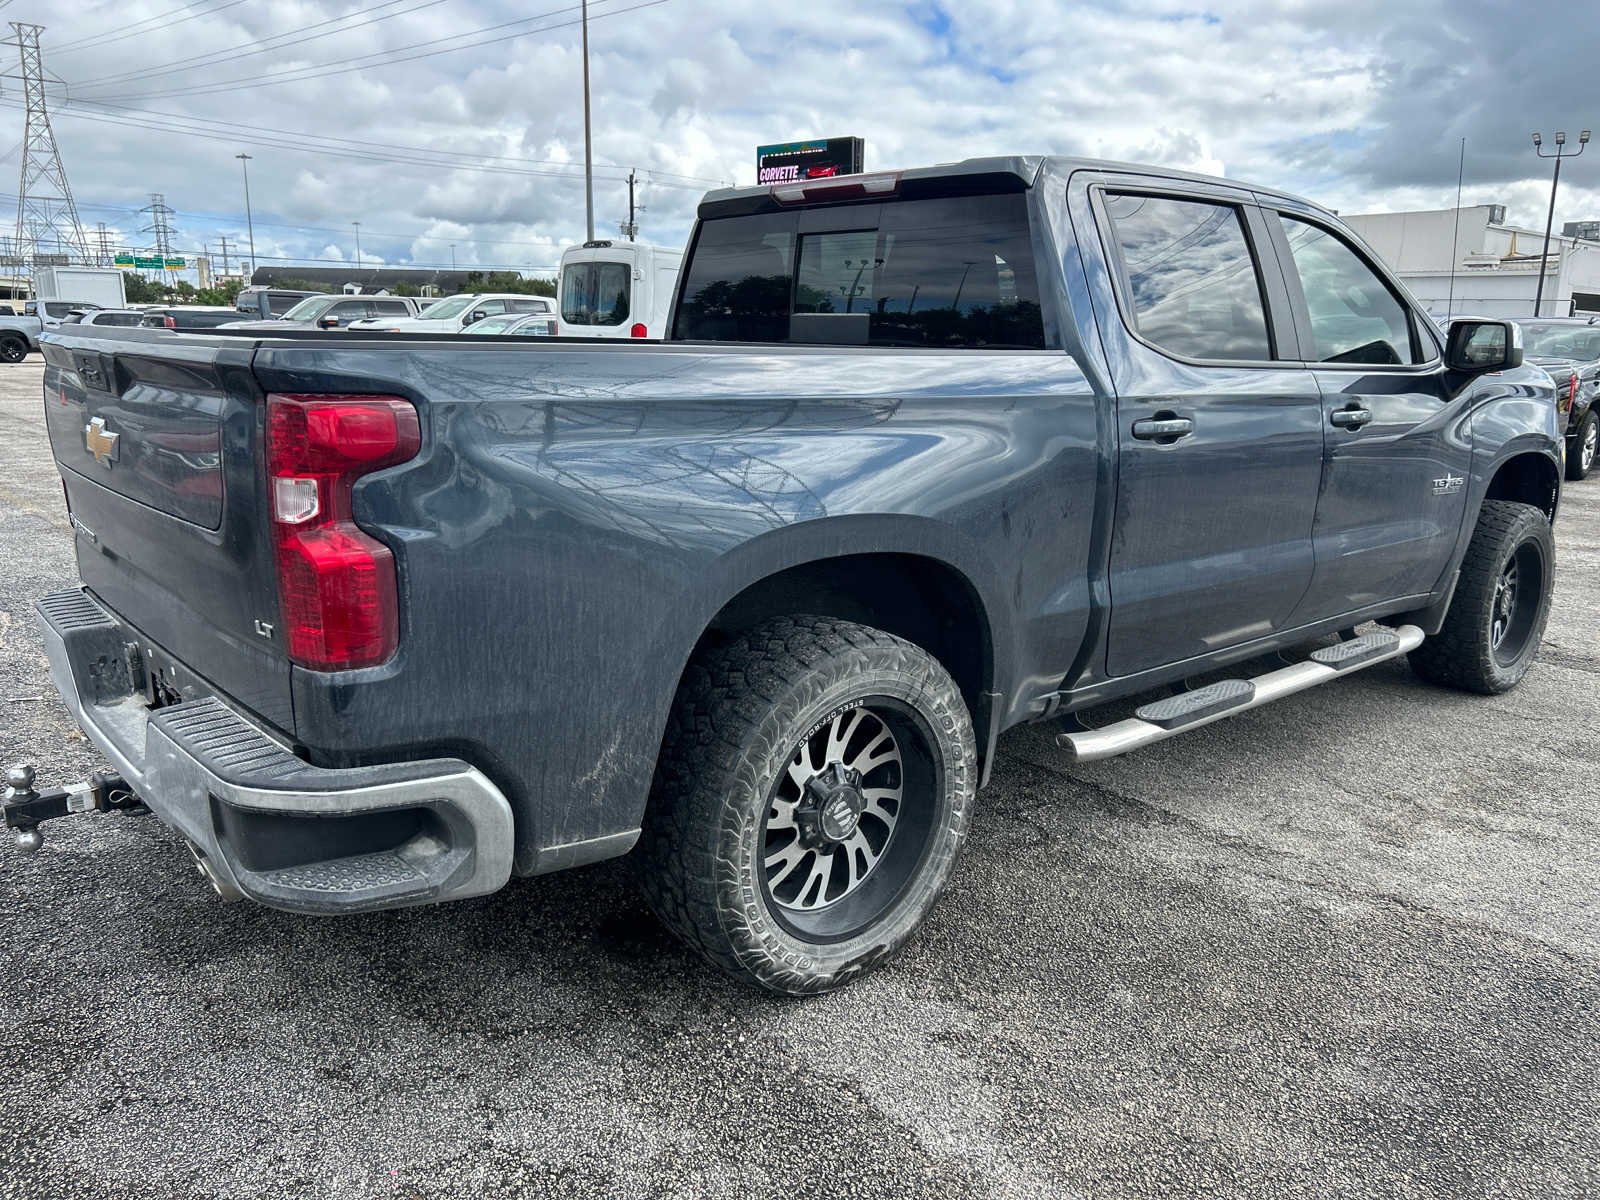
[3,358,1598,1199]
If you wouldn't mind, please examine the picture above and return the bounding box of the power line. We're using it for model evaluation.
[0,190,572,253]
[61,98,729,187]
[82,0,671,105]
[51,1,248,56]
[0,98,720,192]
[68,0,451,92]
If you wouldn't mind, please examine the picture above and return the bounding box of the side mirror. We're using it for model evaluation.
[1446,319,1522,373]
[320,315,340,328]
[467,309,487,324]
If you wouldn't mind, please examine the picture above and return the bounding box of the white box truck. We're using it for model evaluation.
[33,266,127,311]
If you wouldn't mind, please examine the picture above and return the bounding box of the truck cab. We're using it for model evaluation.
[557,240,682,339]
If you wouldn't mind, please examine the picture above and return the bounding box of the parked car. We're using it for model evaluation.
[139,306,258,331]
[0,300,107,361]
[558,240,681,338]
[348,293,553,333]
[220,294,422,331]
[27,156,1561,995]
[1513,317,1600,479]
[233,287,321,319]
[462,312,559,337]
[61,309,148,328]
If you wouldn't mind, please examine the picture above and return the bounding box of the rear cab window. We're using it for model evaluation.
[671,193,1045,348]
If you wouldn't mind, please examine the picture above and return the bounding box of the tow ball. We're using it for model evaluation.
[3,764,145,853]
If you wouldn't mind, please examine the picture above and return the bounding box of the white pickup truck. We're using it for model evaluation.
[1,300,106,363]
[347,292,555,333]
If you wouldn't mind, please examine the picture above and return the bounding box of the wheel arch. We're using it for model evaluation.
[654,517,1013,790]
[1482,446,1561,521]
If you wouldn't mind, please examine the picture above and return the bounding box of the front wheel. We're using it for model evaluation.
[1568,410,1598,481]
[1409,499,1554,694]
[637,616,976,994]
[0,334,27,364]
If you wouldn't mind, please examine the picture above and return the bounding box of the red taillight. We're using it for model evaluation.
[630,322,648,338]
[266,393,420,670]
[1566,373,1579,414]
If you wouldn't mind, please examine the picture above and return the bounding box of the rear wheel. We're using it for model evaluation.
[0,334,27,364]
[1409,499,1554,694]
[637,616,975,994]
[1568,410,1598,481]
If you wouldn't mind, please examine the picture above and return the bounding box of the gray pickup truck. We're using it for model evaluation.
[17,157,1562,993]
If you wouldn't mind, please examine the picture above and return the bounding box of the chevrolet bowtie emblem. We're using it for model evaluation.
[84,416,120,468]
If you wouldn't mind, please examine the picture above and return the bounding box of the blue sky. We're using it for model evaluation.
[8,0,1597,283]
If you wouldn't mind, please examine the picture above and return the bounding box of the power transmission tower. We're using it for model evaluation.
[94,222,114,267]
[218,234,231,277]
[5,22,91,272]
[140,193,177,285]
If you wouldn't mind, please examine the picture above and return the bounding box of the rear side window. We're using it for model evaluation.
[509,297,550,313]
[1102,193,1271,362]
[562,263,630,326]
[1278,215,1421,365]
[672,194,1045,348]
[372,299,410,314]
[268,293,303,315]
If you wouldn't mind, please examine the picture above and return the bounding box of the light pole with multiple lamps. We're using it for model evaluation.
[235,153,257,282]
[1531,128,1589,316]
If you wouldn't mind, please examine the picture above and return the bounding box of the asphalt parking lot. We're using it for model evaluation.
[2,355,1597,1200]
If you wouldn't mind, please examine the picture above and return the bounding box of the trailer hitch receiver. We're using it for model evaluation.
[4,764,144,853]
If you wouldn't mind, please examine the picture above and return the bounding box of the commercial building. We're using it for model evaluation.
[1342,205,1600,317]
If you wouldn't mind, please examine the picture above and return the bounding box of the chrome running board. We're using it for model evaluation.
[1055,625,1425,763]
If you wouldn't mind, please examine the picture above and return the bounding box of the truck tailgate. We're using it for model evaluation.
[40,329,293,732]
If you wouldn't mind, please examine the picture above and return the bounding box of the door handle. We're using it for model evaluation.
[1329,406,1372,429]
[1131,416,1194,441]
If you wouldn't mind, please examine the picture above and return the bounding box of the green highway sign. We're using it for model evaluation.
[165,257,185,269]
[113,253,134,267]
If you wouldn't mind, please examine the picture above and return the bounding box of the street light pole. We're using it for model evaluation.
[581,0,594,243]
[353,221,362,271]
[235,153,257,282]
[1532,129,1589,317]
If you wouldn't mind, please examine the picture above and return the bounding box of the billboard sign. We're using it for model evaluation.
[756,137,864,186]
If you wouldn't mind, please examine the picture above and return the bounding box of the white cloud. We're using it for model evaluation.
[18,0,1600,286]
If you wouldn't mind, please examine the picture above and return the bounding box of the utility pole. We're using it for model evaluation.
[140,193,176,287]
[5,22,92,273]
[581,0,594,242]
[353,220,361,271]
[450,243,456,270]
[620,169,639,241]
[235,153,257,282]
[1531,129,1590,317]
[218,234,231,277]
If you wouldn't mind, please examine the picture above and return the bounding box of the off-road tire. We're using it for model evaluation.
[0,334,27,364]
[1568,410,1597,481]
[636,615,976,995]
[1409,499,1553,694]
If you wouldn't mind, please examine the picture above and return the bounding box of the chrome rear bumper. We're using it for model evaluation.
[36,588,514,914]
